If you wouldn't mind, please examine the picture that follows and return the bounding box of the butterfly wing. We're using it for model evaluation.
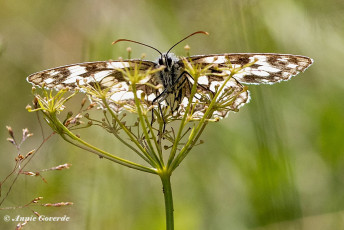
[27,60,157,89]
[173,53,312,119]
[27,60,163,110]
[183,53,313,85]
[172,76,250,120]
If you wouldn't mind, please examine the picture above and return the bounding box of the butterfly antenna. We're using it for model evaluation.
[112,39,163,57]
[166,31,209,55]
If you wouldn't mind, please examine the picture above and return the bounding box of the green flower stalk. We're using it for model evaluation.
[27,56,250,230]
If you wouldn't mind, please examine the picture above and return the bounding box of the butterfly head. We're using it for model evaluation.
[113,31,208,72]
[158,53,178,71]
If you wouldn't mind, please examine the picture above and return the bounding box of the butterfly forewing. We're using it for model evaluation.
[27,60,163,110]
[183,53,313,85]
[27,60,156,90]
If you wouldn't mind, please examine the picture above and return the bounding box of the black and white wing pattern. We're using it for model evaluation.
[182,53,313,85]
[27,60,156,89]
[27,52,313,119]
[170,53,313,119]
[27,60,164,112]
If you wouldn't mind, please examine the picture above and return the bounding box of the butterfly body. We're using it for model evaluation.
[154,53,188,112]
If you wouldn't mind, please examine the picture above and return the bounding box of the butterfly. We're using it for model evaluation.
[27,31,313,121]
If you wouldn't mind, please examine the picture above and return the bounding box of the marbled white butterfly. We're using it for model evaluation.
[27,31,313,120]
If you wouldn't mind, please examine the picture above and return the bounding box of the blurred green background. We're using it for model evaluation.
[1,0,343,229]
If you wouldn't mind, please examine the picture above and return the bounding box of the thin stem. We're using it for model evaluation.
[110,127,152,165]
[101,110,150,163]
[170,72,237,171]
[102,99,160,168]
[53,116,157,174]
[160,171,174,230]
[171,120,209,172]
[131,85,162,169]
[167,73,200,167]
[144,114,164,164]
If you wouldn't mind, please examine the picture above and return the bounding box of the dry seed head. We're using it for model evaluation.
[22,171,38,176]
[81,97,87,107]
[16,221,27,230]
[22,128,32,139]
[32,197,43,203]
[43,202,73,207]
[50,163,71,170]
[33,211,40,217]
[7,137,15,145]
[87,103,96,110]
[75,114,83,119]
[25,150,35,158]
[6,126,14,138]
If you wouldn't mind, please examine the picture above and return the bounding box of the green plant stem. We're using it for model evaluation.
[51,115,157,174]
[171,120,209,172]
[143,114,164,164]
[170,72,236,170]
[160,171,174,230]
[167,71,200,167]
[102,99,160,168]
[131,86,162,168]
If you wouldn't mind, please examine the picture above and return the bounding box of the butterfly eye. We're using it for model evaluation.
[167,57,172,66]
[158,58,164,65]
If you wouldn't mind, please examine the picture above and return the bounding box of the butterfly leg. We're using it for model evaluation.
[182,71,210,93]
[174,71,210,100]
[177,77,204,103]
[157,102,166,133]
[151,89,168,129]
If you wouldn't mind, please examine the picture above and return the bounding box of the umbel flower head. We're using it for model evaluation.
[79,56,250,123]
[26,52,251,174]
